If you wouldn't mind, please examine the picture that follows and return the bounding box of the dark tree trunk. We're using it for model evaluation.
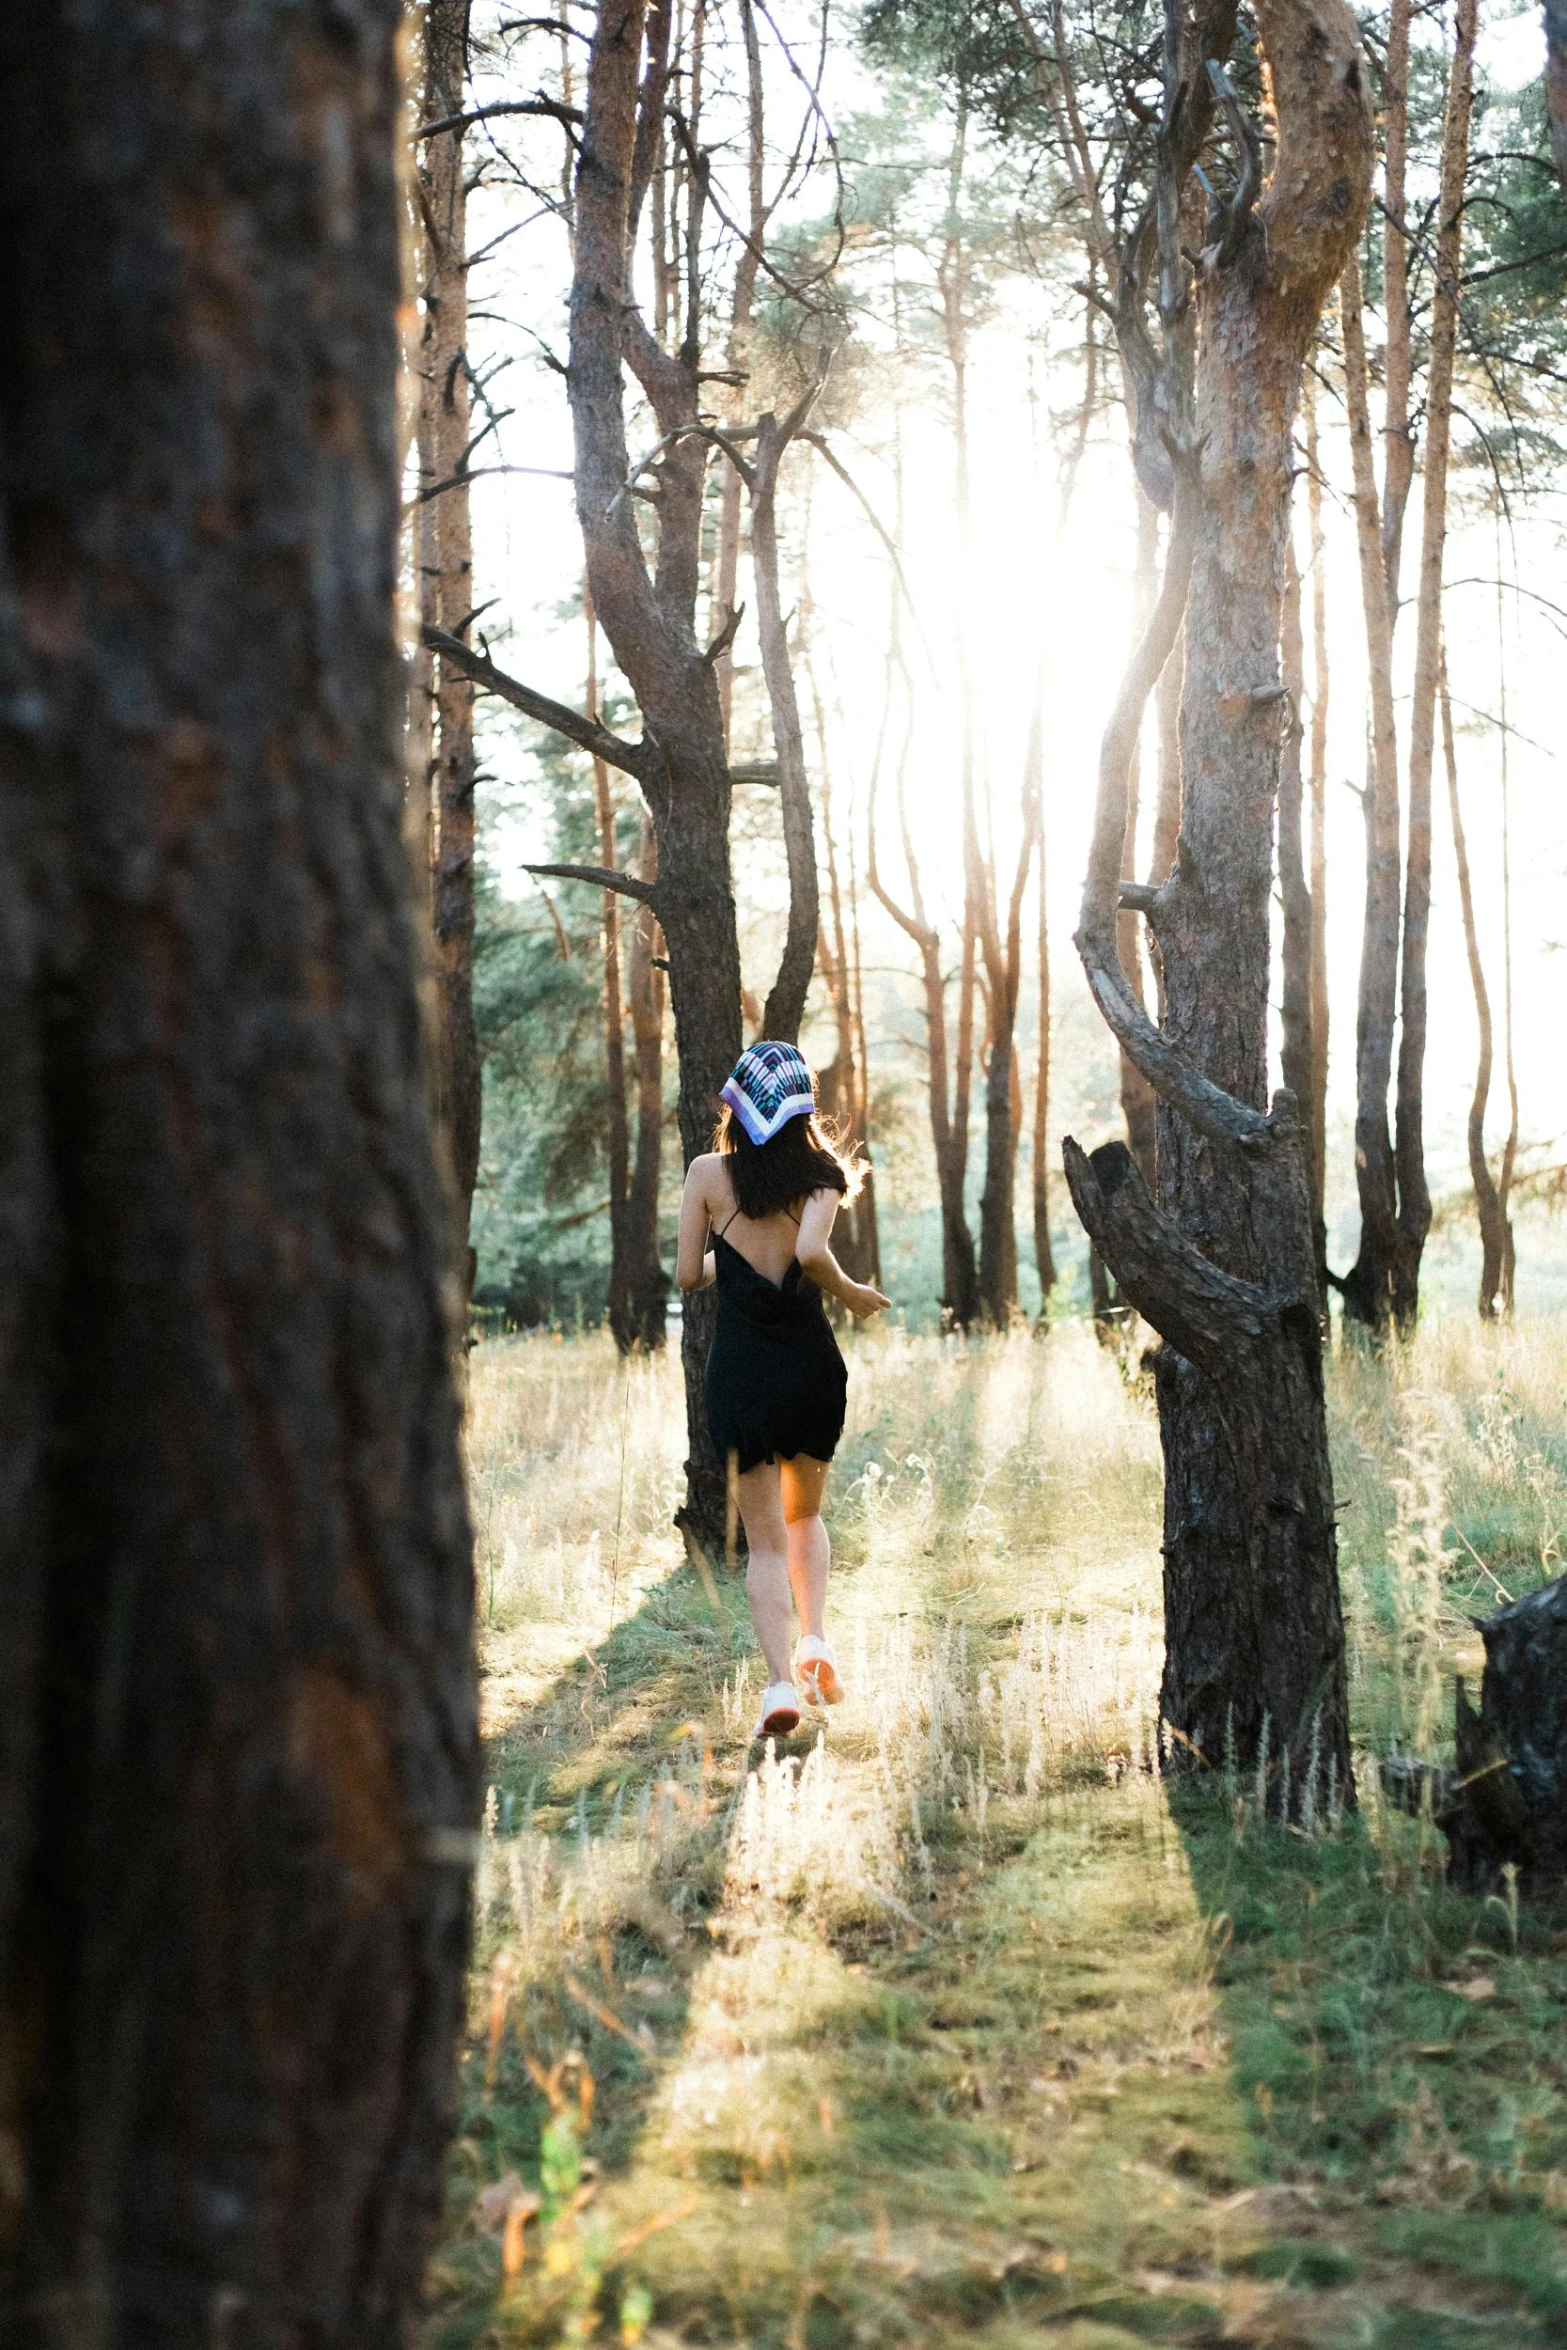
[423,0,482,1279]
[1072,0,1372,1816]
[1388,1575,1567,1894]
[0,3,476,2337]
[625,814,669,1346]
[588,608,635,1351]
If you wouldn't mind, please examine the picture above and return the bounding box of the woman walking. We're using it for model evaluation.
[676,1042,890,1740]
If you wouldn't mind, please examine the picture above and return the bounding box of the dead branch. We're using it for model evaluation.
[524,861,657,907]
[422,626,654,782]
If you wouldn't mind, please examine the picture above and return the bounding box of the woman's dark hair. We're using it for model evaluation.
[713,1104,864,1222]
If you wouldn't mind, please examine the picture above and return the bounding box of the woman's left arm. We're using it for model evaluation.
[676,1156,717,1292]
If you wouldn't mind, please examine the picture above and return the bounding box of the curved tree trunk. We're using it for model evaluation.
[752,406,820,1045]
[1440,656,1507,1316]
[0,2,476,2333]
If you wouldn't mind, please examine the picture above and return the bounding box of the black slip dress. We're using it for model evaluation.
[705,1209,848,1474]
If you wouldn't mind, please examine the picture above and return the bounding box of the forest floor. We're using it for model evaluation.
[422,1318,1567,2350]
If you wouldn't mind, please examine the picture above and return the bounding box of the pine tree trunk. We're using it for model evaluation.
[1074,0,1372,1816]
[1339,254,1406,1329]
[424,0,482,1280]
[1152,233,1354,1800]
[1393,0,1478,1326]
[1278,542,1318,1309]
[0,3,476,2332]
[1304,375,1331,1283]
[626,814,669,1347]
[1441,659,1507,1315]
[569,0,741,1551]
[589,606,635,1350]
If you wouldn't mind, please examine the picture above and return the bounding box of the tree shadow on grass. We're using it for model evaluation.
[423,1555,775,2342]
[1169,1775,1567,2348]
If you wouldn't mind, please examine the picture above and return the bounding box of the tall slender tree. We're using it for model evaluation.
[419,0,483,1280]
[0,0,475,2329]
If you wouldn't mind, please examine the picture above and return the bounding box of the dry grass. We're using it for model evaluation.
[424,1316,1567,2350]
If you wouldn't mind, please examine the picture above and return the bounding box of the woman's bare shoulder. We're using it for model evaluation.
[685,1152,730,1199]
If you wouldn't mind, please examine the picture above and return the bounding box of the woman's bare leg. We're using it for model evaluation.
[735,1461,793,1685]
[780,1455,831,1640]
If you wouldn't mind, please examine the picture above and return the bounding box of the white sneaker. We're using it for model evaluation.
[796,1635,844,1707]
[753,1679,801,1740]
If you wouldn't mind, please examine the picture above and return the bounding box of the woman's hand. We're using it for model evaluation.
[848,1281,892,1319]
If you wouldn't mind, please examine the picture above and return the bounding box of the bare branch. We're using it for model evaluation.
[419,97,583,140]
[524,861,657,907]
[423,626,654,781]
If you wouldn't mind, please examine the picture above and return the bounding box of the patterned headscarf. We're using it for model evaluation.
[720,1040,817,1146]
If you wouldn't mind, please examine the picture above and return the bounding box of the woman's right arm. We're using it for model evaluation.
[675,1157,717,1292]
[795,1189,891,1318]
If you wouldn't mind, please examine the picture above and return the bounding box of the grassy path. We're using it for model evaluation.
[424,1328,1567,2349]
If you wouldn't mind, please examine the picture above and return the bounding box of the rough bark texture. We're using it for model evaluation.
[569,0,741,1547]
[625,815,669,1346]
[1147,0,1369,1799]
[0,3,477,2337]
[1075,0,1371,1814]
[588,609,635,1350]
[1388,1575,1567,1894]
[423,0,482,1269]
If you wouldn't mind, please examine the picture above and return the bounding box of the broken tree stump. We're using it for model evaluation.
[1384,1570,1567,1895]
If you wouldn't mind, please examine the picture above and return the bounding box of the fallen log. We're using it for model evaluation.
[1382,1571,1567,1894]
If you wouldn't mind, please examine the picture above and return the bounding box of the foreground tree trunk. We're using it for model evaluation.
[421,0,483,1279]
[0,2,476,2333]
[1072,0,1372,1815]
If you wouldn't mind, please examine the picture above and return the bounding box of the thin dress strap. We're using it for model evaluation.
[716,1201,800,1237]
